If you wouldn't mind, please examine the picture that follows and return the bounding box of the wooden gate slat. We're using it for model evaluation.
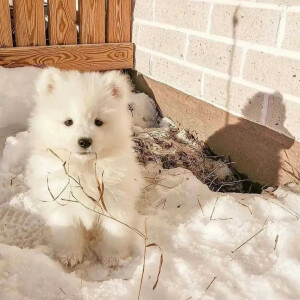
[79,0,105,44]
[48,0,77,45]
[0,0,13,47]
[107,0,132,43]
[0,43,133,71]
[13,0,46,47]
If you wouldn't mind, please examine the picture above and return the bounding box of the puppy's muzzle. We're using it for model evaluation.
[78,137,93,149]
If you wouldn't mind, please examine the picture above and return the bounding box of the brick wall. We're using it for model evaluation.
[133,0,300,142]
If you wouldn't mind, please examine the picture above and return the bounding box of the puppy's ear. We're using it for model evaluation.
[106,71,132,102]
[36,67,62,95]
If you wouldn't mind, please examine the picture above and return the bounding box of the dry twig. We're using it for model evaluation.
[231,217,269,253]
[138,220,148,300]
[263,196,300,220]
[205,276,217,291]
[210,197,219,220]
[197,197,205,216]
[209,197,233,221]
[237,201,253,215]
[274,234,279,250]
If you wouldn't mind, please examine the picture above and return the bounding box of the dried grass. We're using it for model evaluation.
[231,217,269,253]
[274,234,279,250]
[133,127,262,194]
[205,276,217,292]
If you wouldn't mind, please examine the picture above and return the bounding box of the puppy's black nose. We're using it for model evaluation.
[78,138,92,149]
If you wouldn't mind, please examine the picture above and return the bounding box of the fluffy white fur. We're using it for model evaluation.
[26,68,143,267]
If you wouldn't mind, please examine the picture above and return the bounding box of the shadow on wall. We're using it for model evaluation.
[225,6,239,125]
[206,92,295,185]
[208,10,297,184]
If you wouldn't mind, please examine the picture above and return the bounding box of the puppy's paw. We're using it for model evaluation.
[102,256,120,268]
[57,251,84,267]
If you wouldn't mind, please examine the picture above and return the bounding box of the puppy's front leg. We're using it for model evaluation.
[48,211,86,267]
[99,218,136,268]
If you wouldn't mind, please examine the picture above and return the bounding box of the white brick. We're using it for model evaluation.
[139,25,186,59]
[258,0,300,5]
[134,50,151,76]
[211,5,281,46]
[132,22,139,44]
[133,0,153,21]
[230,0,299,4]
[282,13,300,52]
[155,0,210,31]
[266,94,300,139]
[203,75,265,123]
[151,57,202,98]
[187,36,242,76]
[243,50,300,97]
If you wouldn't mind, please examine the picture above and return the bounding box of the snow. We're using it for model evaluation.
[0,67,300,300]
[0,132,300,300]
[0,67,41,129]
[0,66,42,155]
[130,93,160,128]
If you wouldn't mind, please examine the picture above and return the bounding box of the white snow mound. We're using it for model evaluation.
[130,93,160,128]
[0,132,300,300]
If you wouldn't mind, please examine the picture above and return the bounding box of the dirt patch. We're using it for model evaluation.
[133,126,264,194]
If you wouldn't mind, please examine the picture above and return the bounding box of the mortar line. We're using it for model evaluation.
[136,46,300,105]
[276,7,287,48]
[261,93,269,125]
[135,18,300,61]
[238,48,248,79]
[206,3,214,34]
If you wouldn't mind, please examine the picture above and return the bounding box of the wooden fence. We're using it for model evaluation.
[0,0,133,71]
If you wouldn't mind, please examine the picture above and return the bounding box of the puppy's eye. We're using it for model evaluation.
[64,119,73,126]
[95,119,103,127]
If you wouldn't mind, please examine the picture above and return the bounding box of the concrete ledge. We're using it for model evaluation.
[132,73,300,185]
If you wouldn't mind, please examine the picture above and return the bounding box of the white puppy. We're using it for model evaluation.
[26,68,143,267]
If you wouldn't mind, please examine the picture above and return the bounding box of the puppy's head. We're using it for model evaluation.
[29,68,133,156]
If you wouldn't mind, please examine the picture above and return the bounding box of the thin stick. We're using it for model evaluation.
[231,227,267,254]
[212,218,233,221]
[205,276,217,291]
[274,234,279,250]
[209,197,232,220]
[156,199,166,209]
[93,153,108,214]
[210,197,219,220]
[197,197,205,216]
[264,198,300,220]
[143,178,165,190]
[10,176,17,186]
[237,201,253,215]
[147,243,163,290]
[231,218,269,253]
[46,174,69,202]
[138,220,148,300]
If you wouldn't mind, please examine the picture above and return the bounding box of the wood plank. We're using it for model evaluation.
[48,0,77,45]
[13,0,46,47]
[79,0,105,44]
[0,0,13,47]
[107,0,132,43]
[0,43,133,71]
